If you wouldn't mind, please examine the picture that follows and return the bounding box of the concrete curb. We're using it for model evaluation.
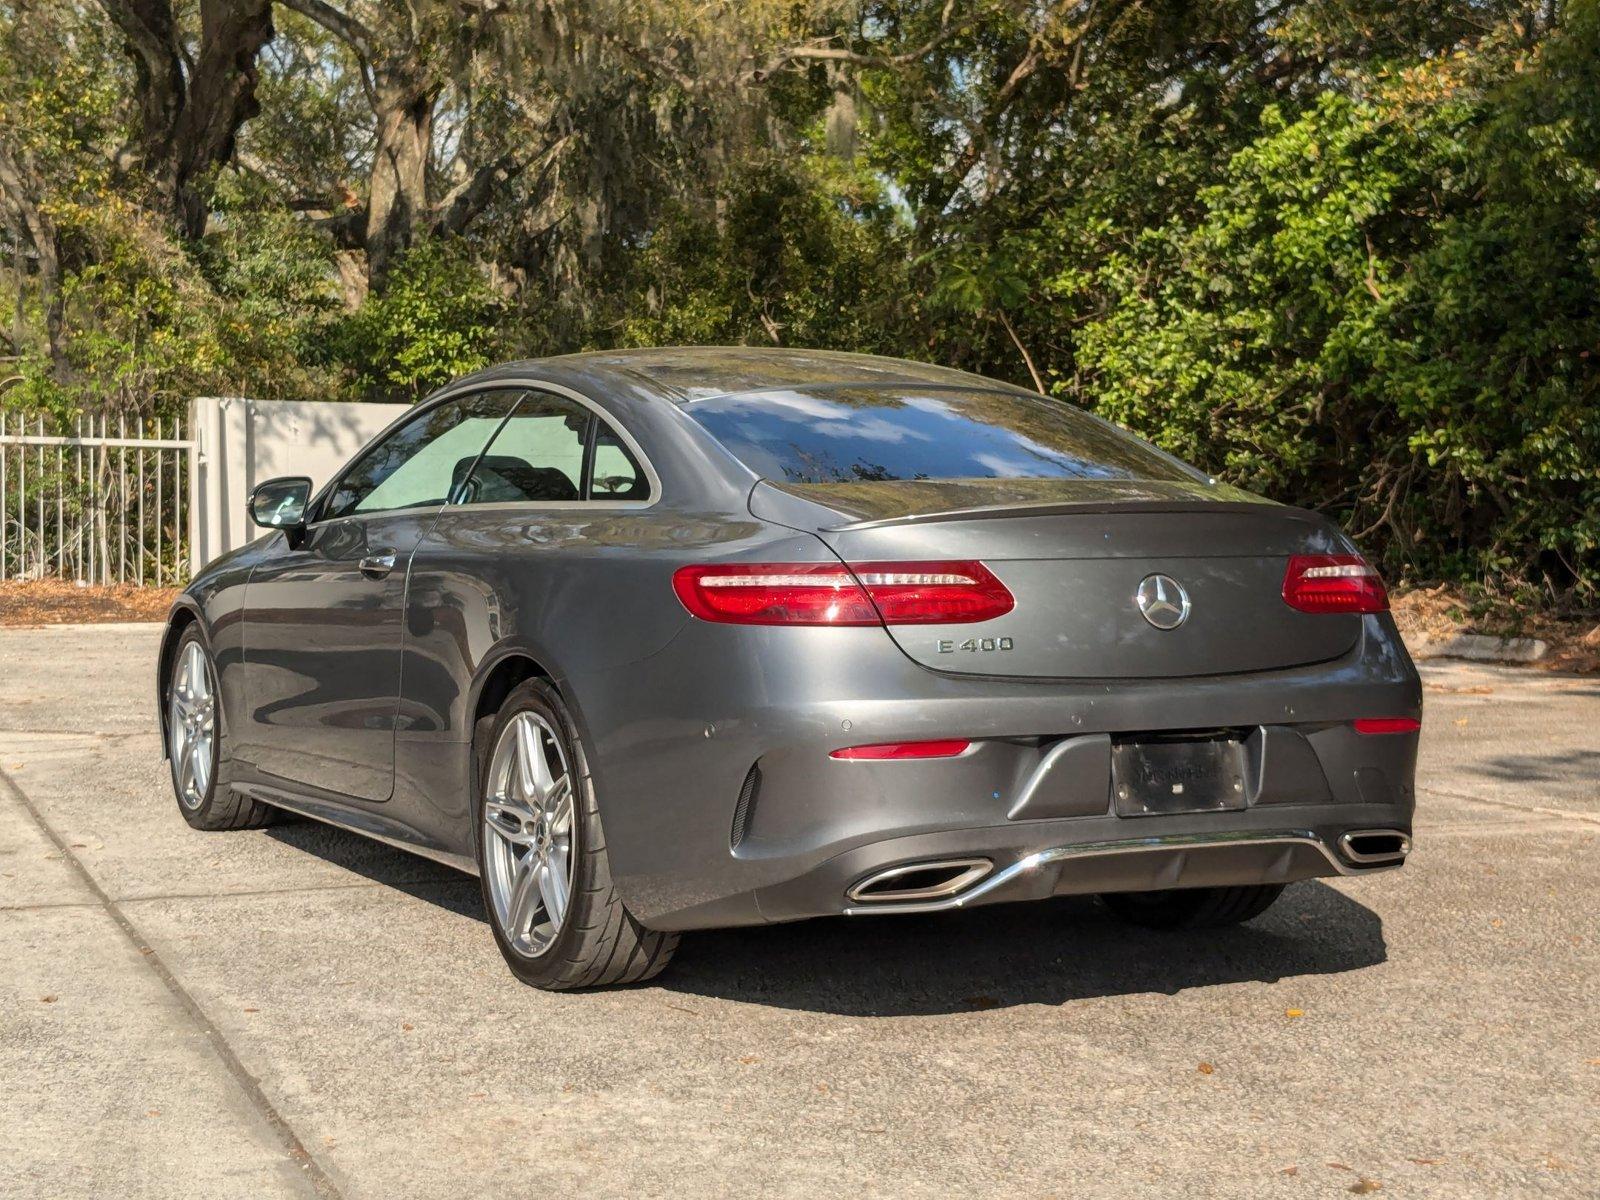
[1405,632,1548,664]
[0,621,165,631]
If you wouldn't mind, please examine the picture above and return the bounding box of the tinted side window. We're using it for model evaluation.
[459,393,649,504]
[589,425,647,500]
[322,392,517,521]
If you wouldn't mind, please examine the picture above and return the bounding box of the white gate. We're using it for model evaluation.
[0,410,195,586]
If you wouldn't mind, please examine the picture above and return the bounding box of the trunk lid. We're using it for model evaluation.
[752,479,1363,679]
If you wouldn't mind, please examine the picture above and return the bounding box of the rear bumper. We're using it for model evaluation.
[758,817,1410,922]
[570,614,1420,931]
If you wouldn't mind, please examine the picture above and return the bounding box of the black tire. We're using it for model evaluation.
[166,627,279,831]
[473,677,678,990]
[1099,884,1285,930]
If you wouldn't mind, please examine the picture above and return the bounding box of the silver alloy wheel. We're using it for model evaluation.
[168,640,216,809]
[483,712,576,958]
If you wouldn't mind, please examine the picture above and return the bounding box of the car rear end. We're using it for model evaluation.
[589,381,1420,930]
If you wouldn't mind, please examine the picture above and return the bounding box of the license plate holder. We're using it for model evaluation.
[1112,737,1248,817]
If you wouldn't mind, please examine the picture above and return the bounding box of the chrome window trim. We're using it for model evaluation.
[306,379,661,529]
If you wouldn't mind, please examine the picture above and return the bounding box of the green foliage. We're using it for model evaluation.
[334,238,507,401]
[2,0,1596,603]
[1070,19,1600,598]
[612,158,912,354]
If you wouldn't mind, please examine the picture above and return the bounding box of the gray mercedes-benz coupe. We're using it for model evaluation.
[158,347,1420,989]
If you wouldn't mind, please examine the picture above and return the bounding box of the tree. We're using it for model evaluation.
[96,0,275,240]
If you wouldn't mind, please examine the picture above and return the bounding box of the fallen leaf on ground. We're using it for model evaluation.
[39,995,57,1003]
[1280,1165,1299,1177]
[1326,1162,1353,1171]
[243,1007,259,1013]
[738,1055,758,1064]
[1285,1008,1305,1018]
[401,1022,414,1031]
[1349,1180,1382,1194]
[1197,1062,1215,1075]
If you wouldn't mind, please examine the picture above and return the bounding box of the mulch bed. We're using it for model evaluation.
[1390,584,1599,673]
[0,579,180,625]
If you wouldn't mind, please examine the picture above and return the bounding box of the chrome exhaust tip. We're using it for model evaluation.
[845,858,993,904]
[1337,829,1411,866]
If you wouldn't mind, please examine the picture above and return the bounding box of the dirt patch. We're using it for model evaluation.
[0,579,179,626]
[1391,584,1600,673]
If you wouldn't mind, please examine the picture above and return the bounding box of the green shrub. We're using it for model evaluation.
[1069,25,1600,602]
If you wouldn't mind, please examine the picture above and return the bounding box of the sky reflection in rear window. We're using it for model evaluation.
[686,387,1195,484]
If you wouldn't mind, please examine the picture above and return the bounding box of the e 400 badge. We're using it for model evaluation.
[936,637,1014,654]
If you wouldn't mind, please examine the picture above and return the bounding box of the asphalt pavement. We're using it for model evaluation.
[1,624,1595,1198]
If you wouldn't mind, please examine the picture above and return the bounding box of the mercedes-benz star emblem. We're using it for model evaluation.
[1135,574,1190,630]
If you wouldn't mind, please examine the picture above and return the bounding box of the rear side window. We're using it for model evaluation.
[457,391,650,505]
[685,387,1195,484]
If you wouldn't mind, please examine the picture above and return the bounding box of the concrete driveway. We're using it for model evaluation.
[1,625,1595,1199]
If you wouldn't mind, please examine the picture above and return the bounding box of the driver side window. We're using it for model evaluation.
[321,391,519,522]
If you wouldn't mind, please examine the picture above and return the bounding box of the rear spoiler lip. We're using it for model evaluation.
[820,498,1317,534]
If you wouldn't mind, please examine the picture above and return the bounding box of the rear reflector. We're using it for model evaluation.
[1282,554,1389,614]
[1353,717,1421,735]
[672,561,1013,626]
[830,740,972,760]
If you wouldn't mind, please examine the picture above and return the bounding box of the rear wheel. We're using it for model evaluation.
[475,678,678,990]
[1099,884,1285,930]
[166,627,277,830]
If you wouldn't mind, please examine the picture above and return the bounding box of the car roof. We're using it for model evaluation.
[461,346,1037,405]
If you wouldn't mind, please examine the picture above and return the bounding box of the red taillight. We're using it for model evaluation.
[830,739,972,760]
[1354,717,1421,735]
[1282,554,1389,614]
[672,561,1014,626]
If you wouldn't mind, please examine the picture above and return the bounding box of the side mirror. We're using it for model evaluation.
[249,476,313,531]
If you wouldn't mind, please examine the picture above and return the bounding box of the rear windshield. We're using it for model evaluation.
[685,387,1196,484]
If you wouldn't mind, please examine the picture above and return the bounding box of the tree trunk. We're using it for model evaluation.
[366,81,437,288]
[98,0,274,240]
[0,142,66,378]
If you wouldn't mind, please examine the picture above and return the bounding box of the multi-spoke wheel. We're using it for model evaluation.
[165,626,277,830]
[475,678,679,989]
[483,713,576,958]
[168,638,216,809]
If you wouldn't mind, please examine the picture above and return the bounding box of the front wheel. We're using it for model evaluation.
[1099,884,1285,930]
[166,627,277,830]
[474,678,678,990]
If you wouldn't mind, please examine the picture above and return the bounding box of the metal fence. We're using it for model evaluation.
[0,409,194,586]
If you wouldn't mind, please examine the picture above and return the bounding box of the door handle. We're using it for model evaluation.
[358,551,397,578]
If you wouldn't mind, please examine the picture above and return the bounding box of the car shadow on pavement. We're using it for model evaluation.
[663,882,1386,1016]
[265,821,484,919]
[1471,748,1600,784]
[263,820,1386,1016]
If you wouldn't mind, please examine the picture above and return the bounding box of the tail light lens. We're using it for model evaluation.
[672,561,1014,626]
[1282,555,1389,614]
[831,739,972,760]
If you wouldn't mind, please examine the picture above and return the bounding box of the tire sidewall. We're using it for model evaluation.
[473,678,595,981]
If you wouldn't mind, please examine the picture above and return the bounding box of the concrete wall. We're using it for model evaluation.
[188,396,407,571]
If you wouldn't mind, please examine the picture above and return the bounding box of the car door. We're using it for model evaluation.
[236,390,521,801]
[388,389,656,835]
